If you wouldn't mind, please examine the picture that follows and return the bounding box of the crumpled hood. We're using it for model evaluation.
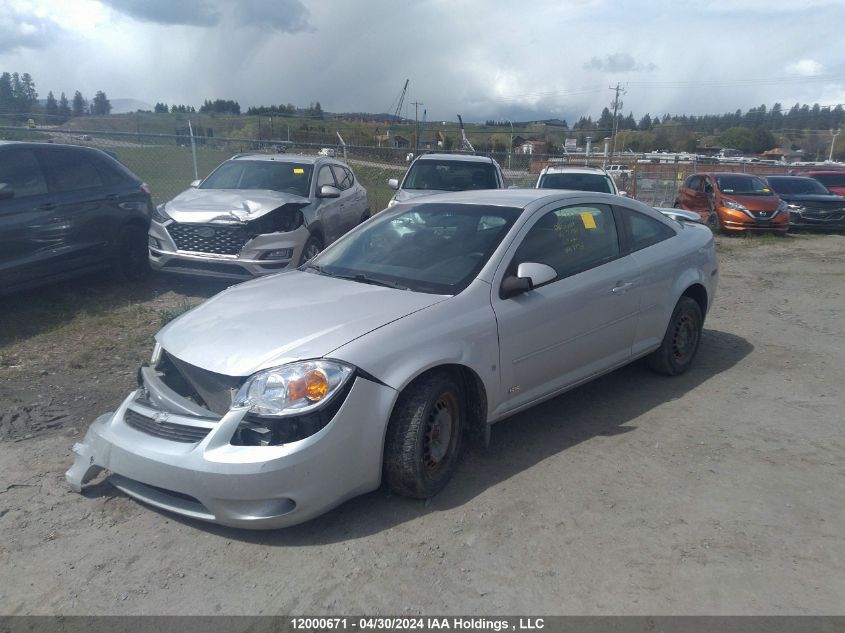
[163,188,311,224]
[156,270,449,377]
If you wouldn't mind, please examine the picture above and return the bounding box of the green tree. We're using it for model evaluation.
[45,90,58,118]
[749,127,776,153]
[719,127,753,152]
[72,91,86,116]
[0,73,13,112]
[90,90,111,115]
[58,92,71,119]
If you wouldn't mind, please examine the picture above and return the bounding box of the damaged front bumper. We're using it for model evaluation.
[66,373,397,529]
[148,221,310,280]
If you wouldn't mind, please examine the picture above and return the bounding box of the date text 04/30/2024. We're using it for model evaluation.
[290,617,545,631]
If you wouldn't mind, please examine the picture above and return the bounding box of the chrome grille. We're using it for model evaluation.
[124,408,212,443]
[166,223,250,255]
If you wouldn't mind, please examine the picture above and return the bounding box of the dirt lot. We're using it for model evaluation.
[1,234,843,615]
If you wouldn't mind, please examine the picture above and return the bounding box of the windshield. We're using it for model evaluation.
[307,202,520,294]
[811,173,845,187]
[715,175,772,196]
[200,161,313,196]
[402,160,498,191]
[538,173,614,194]
[767,177,830,195]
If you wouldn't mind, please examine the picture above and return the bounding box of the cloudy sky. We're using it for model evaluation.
[1,0,844,122]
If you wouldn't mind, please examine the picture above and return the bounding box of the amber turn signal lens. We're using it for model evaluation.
[305,369,329,401]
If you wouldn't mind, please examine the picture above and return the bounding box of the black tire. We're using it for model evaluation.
[384,371,465,498]
[298,233,323,265]
[646,296,703,376]
[112,224,150,282]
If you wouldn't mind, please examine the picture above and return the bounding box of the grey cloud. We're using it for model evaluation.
[100,0,220,27]
[232,0,313,33]
[584,53,657,73]
[0,7,65,53]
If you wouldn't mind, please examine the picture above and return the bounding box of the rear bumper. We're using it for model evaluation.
[66,377,397,529]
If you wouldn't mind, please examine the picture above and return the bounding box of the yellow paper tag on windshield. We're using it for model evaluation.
[580,212,597,229]
[293,168,304,174]
[762,188,770,193]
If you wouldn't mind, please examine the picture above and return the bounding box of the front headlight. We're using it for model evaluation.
[153,204,171,224]
[775,200,788,214]
[232,360,354,417]
[720,198,747,211]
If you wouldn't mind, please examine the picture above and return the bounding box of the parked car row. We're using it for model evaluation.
[1,139,723,530]
[673,171,845,232]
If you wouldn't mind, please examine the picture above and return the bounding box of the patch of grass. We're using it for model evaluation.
[157,299,197,326]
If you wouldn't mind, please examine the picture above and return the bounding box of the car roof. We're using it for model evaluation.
[413,153,495,164]
[229,153,321,165]
[692,171,765,177]
[540,165,609,175]
[765,175,814,180]
[801,170,845,175]
[397,188,614,209]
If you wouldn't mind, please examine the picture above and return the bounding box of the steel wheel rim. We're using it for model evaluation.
[671,312,698,362]
[422,391,458,472]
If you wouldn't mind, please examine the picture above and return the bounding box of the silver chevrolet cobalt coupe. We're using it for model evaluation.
[68,190,717,529]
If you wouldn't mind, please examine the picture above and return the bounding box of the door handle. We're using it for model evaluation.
[611,281,634,294]
[38,203,57,211]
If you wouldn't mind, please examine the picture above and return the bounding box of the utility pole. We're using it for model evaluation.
[609,83,626,161]
[411,101,424,149]
[828,129,841,162]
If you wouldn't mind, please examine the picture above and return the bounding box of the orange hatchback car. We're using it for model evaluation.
[674,172,788,233]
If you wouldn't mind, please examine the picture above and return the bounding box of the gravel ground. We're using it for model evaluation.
[0,234,843,615]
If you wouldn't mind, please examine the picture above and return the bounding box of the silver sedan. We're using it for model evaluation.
[68,189,718,529]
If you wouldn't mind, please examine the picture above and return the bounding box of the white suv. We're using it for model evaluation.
[387,153,505,207]
[535,165,624,196]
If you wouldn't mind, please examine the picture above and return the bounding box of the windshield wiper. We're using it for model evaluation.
[341,273,409,290]
[303,264,408,290]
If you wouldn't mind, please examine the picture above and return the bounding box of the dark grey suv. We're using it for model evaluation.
[0,142,153,293]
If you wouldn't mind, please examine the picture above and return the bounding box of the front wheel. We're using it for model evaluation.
[646,296,703,376]
[384,371,465,498]
[298,233,323,265]
[112,225,150,282]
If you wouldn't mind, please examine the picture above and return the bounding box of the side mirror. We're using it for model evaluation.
[704,184,714,196]
[317,184,341,199]
[0,183,14,200]
[500,262,557,299]
[387,178,399,190]
[518,262,557,286]
[618,190,628,197]
[189,179,201,188]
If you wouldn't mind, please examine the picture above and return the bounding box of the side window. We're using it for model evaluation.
[331,165,353,190]
[0,148,49,198]
[41,150,104,192]
[317,166,336,189]
[91,155,128,186]
[686,175,701,190]
[625,210,676,252]
[512,204,619,282]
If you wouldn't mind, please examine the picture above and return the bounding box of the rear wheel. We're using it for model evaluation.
[646,296,703,376]
[384,371,464,498]
[112,224,150,282]
[298,233,323,265]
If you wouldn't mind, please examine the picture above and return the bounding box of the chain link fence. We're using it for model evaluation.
[0,125,794,211]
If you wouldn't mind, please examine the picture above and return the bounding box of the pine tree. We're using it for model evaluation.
[46,91,58,118]
[72,91,86,116]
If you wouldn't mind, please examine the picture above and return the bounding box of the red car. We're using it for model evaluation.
[674,172,788,233]
[800,171,845,197]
